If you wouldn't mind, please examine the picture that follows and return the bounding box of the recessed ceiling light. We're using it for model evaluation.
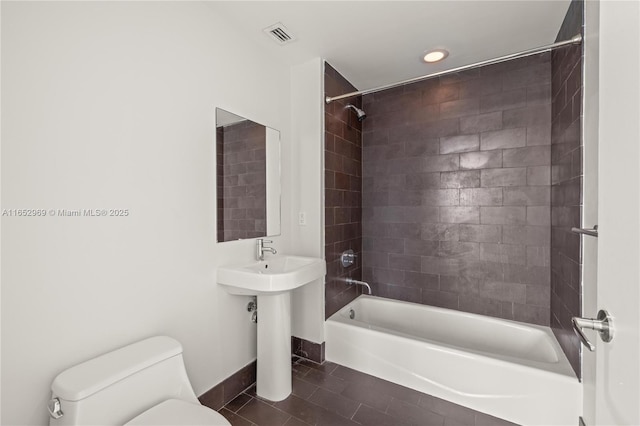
[423,49,449,63]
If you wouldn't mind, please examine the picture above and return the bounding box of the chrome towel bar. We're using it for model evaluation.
[571,225,598,237]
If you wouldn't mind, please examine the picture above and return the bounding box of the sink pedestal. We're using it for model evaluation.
[216,255,326,401]
[256,292,292,401]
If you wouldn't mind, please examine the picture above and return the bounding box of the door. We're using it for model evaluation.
[582,1,640,425]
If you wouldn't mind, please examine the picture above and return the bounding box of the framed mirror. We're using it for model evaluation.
[216,108,281,242]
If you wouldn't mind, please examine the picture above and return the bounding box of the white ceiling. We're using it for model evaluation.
[214,1,571,91]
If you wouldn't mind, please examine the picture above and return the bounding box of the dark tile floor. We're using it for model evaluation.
[217,357,517,426]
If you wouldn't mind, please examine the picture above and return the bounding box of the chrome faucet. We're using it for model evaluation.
[345,277,372,295]
[256,239,277,261]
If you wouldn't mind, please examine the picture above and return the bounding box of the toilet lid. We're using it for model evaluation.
[124,399,231,426]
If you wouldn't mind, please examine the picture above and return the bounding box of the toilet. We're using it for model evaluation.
[48,336,231,426]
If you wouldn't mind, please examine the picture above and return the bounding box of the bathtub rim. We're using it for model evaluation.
[326,294,578,380]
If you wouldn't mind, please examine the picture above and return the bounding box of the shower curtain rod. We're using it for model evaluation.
[325,34,582,104]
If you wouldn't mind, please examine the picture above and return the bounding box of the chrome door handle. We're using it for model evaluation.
[572,309,614,352]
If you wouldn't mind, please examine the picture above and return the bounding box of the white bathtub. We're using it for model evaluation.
[325,295,581,426]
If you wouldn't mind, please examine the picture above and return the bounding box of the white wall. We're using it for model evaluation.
[1,2,292,425]
[290,58,325,343]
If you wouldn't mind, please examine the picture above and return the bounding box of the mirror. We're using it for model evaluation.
[216,108,281,242]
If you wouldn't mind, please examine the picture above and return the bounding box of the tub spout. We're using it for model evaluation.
[345,278,372,295]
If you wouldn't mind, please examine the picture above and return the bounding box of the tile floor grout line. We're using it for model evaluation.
[383,395,396,415]
[231,395,253,413]
[277,408,300,425]
[295,384,367,425]
[223,405,259,426]
[306,386,321,400]
[381,399,390,414]
[297,389,354,423]
[350,403,363,421]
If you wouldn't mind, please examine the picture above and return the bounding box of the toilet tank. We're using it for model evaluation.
[49,336,199,426]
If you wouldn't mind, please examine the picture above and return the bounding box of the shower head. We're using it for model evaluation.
[346,104,367,122]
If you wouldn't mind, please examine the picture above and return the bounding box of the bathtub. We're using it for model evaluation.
[325,295,581,426]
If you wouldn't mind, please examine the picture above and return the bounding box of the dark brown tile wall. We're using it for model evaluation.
[217,121,267,241]
[361,54,552,325]
[217,127,225,241]
[324,63,363,319]
[550,0,584,378]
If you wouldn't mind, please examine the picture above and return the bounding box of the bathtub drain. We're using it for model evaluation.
[349,309,355,319]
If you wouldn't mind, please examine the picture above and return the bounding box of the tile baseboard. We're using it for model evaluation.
[292,336,325,364]
[199,360,257,410]
[200,338,325,411]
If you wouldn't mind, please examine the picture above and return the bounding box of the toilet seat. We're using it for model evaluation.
[125,399,230,426]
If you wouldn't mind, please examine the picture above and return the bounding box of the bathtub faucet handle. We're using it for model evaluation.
[341,249,357,268]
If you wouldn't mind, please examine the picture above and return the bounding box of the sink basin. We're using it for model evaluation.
[217,255,326,295]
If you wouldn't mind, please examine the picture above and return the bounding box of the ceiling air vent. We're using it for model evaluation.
[263,22,296,45]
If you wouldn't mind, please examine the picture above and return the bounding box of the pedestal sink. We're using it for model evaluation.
[217,255,326,401]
